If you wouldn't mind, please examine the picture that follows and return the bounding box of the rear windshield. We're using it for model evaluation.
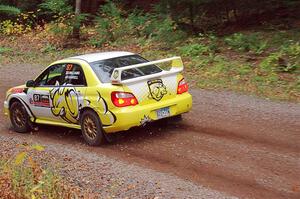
[90,55,162,83]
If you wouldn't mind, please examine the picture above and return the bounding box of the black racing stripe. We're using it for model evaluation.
[65,88,78,116]
[97,90,109,114]
[17,97,36,121]
[97,90,117,124]
[96,90,102,100]
[102,98,109,114]
[110,111,117,123]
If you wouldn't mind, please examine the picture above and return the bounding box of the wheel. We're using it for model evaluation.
[80,110,105,146]
[9,101,31,133]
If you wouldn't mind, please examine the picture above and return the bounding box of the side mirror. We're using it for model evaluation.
[26,80,35,87]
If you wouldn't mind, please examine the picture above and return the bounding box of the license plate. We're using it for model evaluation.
[156,107,170,119]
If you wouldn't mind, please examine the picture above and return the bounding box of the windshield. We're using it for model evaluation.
[90,55,162,83]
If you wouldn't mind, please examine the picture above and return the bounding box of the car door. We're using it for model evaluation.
[48,63,87,124]
[28,63,87,124]
[27,64,65,122]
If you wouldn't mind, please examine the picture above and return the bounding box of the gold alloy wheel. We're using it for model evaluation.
[12,108,26,128]
[83,116,97,139]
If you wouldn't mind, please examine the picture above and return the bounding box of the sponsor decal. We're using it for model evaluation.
[140,115,151,126]
[65,71,80,80]
[113,70,119,79]
[66,64,73,71]
[29,94,50,107]
[147,79,167,101]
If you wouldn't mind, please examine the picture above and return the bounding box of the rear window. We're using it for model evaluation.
[90,55,162,83]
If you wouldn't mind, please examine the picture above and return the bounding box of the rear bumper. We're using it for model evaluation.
[103,92,192,133]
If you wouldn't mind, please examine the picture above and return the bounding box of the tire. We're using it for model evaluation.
[9,101,31,133]
[80,110,105,146]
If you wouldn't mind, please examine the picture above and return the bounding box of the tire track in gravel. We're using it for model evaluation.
[1,64,300,199]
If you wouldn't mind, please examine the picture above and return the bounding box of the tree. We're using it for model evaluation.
[72,0,81,39]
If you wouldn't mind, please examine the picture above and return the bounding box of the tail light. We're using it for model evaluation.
[111,91,138,107]
[177,78,189,94]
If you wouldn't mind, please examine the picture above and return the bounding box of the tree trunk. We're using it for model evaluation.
[72,0,81,39]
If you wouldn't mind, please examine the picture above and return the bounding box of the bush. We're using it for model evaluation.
[39,0,72,16]
[224,33,268,54]
[0,19,27,35]
[91,1,125,46]
[0,144,90,199]
[127,10,151,37]
[0,5,21,16]
[90,1,186,47]
[260,42,300,73]
[40,0,87,38]
[152,16,186,44]
[0,11,38,35]
[180,43,210,56]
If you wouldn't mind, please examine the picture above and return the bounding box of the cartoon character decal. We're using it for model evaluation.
[49,86,116,126]
[94,91,116,126]
[50,87,83,124]
[147,79,167,101]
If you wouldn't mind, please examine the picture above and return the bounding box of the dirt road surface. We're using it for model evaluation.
[0,64,299,198]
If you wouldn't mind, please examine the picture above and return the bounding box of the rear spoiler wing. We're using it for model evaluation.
[110,56,184,84]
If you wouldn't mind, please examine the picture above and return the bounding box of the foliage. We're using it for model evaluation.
[152,16,186,44]
[0,4,21,16]
[224,33,268,54]
[0,20,29,35]
[260,42,300,73]
[91,1,186,47]
[0,46,12,54]
[180,34,219,57]
[127,10,151,37]
[1,0,300,34]
[41,44,57,53]
[92,1,124,46]
[39,0,88,38]
[0,0,299,101]
[154,0,299,33]
[0,11,38,35]
[0,144,87,199]
[180,43,210,57]
[39,0,72,16]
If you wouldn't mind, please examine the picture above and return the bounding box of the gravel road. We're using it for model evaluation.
[0,64,299,199]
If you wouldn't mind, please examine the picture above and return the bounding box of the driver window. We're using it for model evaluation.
[61,64,87,86]
[35,64,65,86]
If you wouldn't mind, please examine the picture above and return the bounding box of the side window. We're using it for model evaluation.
[35,64,65,86]
[62,63,87,86]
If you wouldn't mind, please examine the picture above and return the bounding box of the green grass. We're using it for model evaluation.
[0,46,12,54]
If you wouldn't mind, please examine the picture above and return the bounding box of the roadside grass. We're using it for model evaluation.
[0,28,299,102]
[0,144,93,199]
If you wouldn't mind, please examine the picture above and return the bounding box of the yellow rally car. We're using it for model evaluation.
[4,52,192,145]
